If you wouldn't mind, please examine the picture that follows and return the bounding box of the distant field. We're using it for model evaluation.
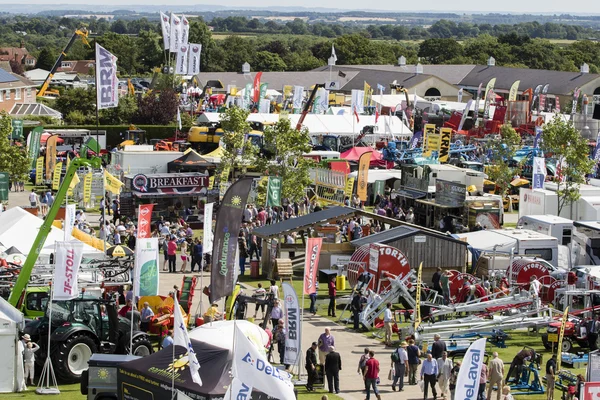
[338,17,397,22]
[212,33,257,40]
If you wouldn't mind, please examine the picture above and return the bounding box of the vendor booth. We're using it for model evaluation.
[167,150,216,173]
[0,297,25,393]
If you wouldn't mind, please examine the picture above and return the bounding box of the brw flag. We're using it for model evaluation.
[95,43,118,109]
[104,170,123,194]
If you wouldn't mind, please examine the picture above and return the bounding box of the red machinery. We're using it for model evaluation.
[347,243,411,293]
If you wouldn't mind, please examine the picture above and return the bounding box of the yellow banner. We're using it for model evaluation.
[508,80,520,102]
[35,157,44,185]
[357,152,372,202]
[557,307,569,371]
[345,177,355,197]
[363,81,372,107]
[423,123,436,154]
[67,172,80,196]
[83,172,92,204]
[427,133,440,155]
[104,170,123,195]
[208,176,215,190]
[45,135,58,181]
[439,127,452,163]
[415,262,423,330]
[221,165,231,183]
[52,162,62,190]
[283,85,293,99]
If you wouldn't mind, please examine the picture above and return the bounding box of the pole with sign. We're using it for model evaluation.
[557,307,569,371]
[414,262,423,331]
[0,172,9,202]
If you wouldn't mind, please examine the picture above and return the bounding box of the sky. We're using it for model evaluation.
[0,0,596,14]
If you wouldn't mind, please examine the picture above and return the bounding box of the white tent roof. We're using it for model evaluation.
[0,207,103,260]
[454,230,518,252]
[236,88,282,98]
[431,100,475,112]
[348,169,402,183]
[370,94,430,109]
[327,107,352,115]
[189,320,269,352]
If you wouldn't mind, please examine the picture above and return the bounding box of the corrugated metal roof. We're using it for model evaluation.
[350,225,418,247]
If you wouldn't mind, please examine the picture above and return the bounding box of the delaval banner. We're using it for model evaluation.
[134,238,160,297]
[175,44,189,75]
[95,43,118,109]
[53,241,84,301]
[454,338,487,400]
[210,177,253,303]
[303,238,323,295]
[233,325,295,400]
[283,282,301,366]
[224,378,253,400]
[203,202,214,254]
[169,13,182,53]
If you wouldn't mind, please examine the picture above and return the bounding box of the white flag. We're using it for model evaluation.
[203,202,213,254]
[95,43,118,109]
[169,13,182,53]
[454,338,487,400]
[173,295,202,385]
[187,44,202,75]
[331,44,337,63]
[160,11,171,50]
[233,325,295,400]
[282,282,301,365]
[175,44,189,75]
[292,86,304,110]
[53,242,84,301]
[351,90,365,114]
[64,203,76,241]
[181,15,190,46]
[177,108,182,130]
[224,378,253,400]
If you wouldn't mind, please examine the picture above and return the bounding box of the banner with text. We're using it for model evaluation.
[187,44,201,75]
[454,338,487,400]
[356,151,372,202]
[224,378,253,400]
[95,43,118,109]
[83,173,92,204]
[303,237,323,295]
[35,157,43,185]
[52,162,62,190]
[169,13,182,53]
[266,176,282,207]
[137,204,154,239]
[64,204,76,241]
[283,282,301,366]
[175,44,189,75]
[203,202,214,254]
[134,238,160,297]
[27,127,43,169]
[160,11,170,50]
[53,241,84,301]
[45,134,58,181]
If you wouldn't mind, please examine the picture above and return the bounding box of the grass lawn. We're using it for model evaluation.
[3,384,83,399]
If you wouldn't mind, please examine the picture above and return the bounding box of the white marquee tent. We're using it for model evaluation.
[0,297,25,393]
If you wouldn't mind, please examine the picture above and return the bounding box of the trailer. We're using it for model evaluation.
[110,146,183,175]
[518,215,574,246]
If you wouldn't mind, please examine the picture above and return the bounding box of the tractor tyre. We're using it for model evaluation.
[130,336,153,357]
[53,333,97,382]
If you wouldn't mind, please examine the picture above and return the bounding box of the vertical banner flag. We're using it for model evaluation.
[266,176,282,207]
[176,44,189,75]
[52,162,62,191]
[457,88,464,103]
[224,378,253,400]
[137,204,154,239]
[104,169,123,194]
[208,176,215,190]
[439,127,452,163]
[0,173,8,202]
[95,43,118,109]
[259,83,268,100]
[415,262,422,329]
[253,72,263,103]
[331,44,337,63]
[508,80,520,102]
[64,204,76,241]
[187,44,202,75]
[363,81,372,107]
[83,172,92,204]
[67,172,80,197]
[457,100,473,131]
[473,82,483,127]
[572,88,580,116]
[35,157,44,185]
[532,157,546,190]
[594,132,600,162]
[203,202,214,254]
[483,89,494,120]
[534,126,542,149]
[454,338,488,400]
[423,123,436,154]
[303,237,323,295]
[357,151,372,202]
[345,177,355,197]
[134,238,160,297]
[555,97,561,113]
[539,83,550,113]
[531,84,543,113]
[292,86,304,110]
[351,89,365,114]
[244,83,252,110]
[169,13,182,53]
[172,293,202,384]
[181,15,190,46]
[557,307,569,371]
[160,11,170,50]
[283,282,301,366]
[53,242,84,301]
[233,325,295,400]
[210,178,254,302]
[28,127,43,169]
[45,134,58,180]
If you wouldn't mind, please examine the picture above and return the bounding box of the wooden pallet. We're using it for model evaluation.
[271,258,293,281]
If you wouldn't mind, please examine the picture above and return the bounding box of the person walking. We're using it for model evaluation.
[357,348,370,376]
[191,239,202,273]
[437,351,453,399]
[305,342,318,392]
[179,238,190,273]
[325,347,342,394]
[22,339,40,386]
[363,350,382,400]
[167,235,177,273]
[546,354,557,400]
[431,334,447,360]
[28,189,38,207]
[238,231,249,276]
[478,362,488,400]
[328,276,337,317]
[270,300,283,328]
[269,280,279,300]
[383,302,395,346]
[318,328,335,365]
[273,320,287,366]
[421,353,439,400]
[449,361,461,400]
[252,282,267,319]
[488,352,505,400]
[392,341,409,392]
[407,338,421,385]
[309,284,318,315]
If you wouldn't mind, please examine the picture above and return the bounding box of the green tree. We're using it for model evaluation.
[418,38,463,64]
[35,46,57,70]
[255,116,314,202]
[134,89,178,125]
[542,115,594,214]
[0,111,30,183]
[486,124,522,196]
[252,51,287,71]
[218,107,256,177]
[100,94,138,124]
[54,87,96,122]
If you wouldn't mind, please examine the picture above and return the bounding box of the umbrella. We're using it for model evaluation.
[510,178,530,187]
[106,245,134,257]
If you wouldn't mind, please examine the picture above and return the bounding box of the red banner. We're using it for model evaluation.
[303,238,323,295]
[137,204,154,238]
[253,71,263,103]
[583,382,600,400]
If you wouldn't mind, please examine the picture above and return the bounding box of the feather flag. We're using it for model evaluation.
[173,295,202,385]
[169,13,182,53]
[181,15,190,46]
[331,44,337,63]
[160,11,171,50]
[253,72,263,104]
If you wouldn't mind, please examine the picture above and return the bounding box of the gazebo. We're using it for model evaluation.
[167,149,216,173]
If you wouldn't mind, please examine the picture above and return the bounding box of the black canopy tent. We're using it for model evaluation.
[167,150,216,173]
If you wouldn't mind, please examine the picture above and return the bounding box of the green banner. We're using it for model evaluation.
[0,172,9,201]
[11,120,23,141]
[28,126,43,169]
[373,180,386,197]
[266,176,282,207]
[244,83,252,110]
[259,83,268,101]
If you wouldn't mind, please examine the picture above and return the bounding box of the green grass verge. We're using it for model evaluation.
[3,384,82,399]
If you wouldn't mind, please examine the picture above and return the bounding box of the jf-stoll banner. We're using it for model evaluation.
[210,178,253,303]
[134,238,160,298]
[95,43,118,109]
[53,242,84,301]
[454,338,487,400]
[283,282,301,366]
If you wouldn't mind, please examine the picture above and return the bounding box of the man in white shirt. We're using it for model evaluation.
[383,302,394,347]
[530,275,542,314]
[437,351,453,399]
[28,189,38,207]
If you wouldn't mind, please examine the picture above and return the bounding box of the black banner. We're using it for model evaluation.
[210,177,253,303]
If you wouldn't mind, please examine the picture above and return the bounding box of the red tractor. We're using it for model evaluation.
[541,316,598,353]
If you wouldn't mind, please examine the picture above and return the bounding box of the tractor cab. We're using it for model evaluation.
[119,128,147,148]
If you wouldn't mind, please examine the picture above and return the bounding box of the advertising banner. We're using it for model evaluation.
[282,282,301,366]
[244,83,252,110]
[203,202,214,254]
[439,127,452,163]
[52,162,62,191]
[293,86,304,110]
[95,43,118,109]
[35,157,44,185]
[423,123,436,153]
[303,238,323,295]
[356,151,372,202]
[181,16,190,46]
[169,13,182,53]
[266,176,282,207]
[83,172,92,204]
[45,134,58,181]
[253,72,263,103]
[210,178,253,302]
[53,241,84,300]
[64,204,76,241]
[225,378,253,400]
[457,100,473,132]
[104,170,123,195]
[435,179,466,207]
[175,44,189,75]
[0,172,8,202]
[137,204,154,239]
[508,80,520,102]
[134,238,160,297]
[345,177,355,197]
[173,293,202,384]
[28,127,43,169]
[187,44,201,75]
[532,157,546,190]
[454,338,488,400]
[160,11,170,50]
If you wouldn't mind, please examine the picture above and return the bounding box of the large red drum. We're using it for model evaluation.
[508,259,550,290]
[448,271,478,300]
[347,244,411,293]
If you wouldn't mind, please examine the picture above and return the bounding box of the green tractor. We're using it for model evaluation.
[24,296,153,382]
